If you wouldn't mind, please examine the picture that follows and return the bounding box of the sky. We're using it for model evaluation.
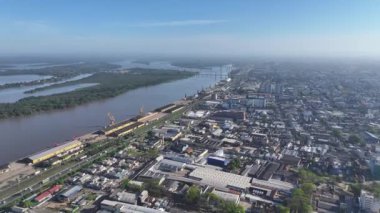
[1,0,380,58]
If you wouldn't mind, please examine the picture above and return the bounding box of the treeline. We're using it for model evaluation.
[0,77,64,90]
[0,62,119,78]
[0,70,195,119]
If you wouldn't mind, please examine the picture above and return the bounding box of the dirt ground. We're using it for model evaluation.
[0,162,35,189]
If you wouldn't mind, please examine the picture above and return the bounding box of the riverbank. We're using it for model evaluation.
[0,69,196,120]
[0,65,228,165]
[0,63,119,90]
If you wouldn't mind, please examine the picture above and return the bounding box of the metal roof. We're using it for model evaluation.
[189,167,251,190]
[27,140,82,161]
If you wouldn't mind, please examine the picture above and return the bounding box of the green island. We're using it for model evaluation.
[0,68,196,119]
[0,62,119,77]
[0,63,120,90]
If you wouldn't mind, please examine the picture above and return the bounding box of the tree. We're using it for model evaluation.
[277,205,290,213]
[227,158,241,171]
[143,180,164,197]
[185,186,201,205]
[222,201,245,213]
[55,177,65,185]
[332,129,342,139]
[350,183,362,196]
[22,200,33,208]
[121,178,130,189]
[289,189,312,213]
[301,183,316,198]
[348,134,363,145]
[142,148,159,160]
[86,193,97,201]
[298,169,321,184]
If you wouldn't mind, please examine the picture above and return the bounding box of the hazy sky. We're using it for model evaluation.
[1,0,380,58]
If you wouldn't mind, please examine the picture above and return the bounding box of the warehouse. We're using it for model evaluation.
[110,122,144,137]
[25,140,82,164]
[163,105,184,113]
[132,112,162,123]
[57,185,83,202]
[100,200,167,213]
[154,103,176,112]
[103,120,135,136]
[188,167,251,191]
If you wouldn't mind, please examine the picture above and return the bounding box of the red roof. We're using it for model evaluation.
[48,185,62,194]
[34,191,52,203]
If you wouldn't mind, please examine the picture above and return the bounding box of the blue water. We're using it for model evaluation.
[0,75,52,86]
[0,63,231,165]
[0,74,93,103]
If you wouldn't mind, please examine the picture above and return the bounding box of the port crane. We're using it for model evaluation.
[106,105,144,127]
[107,112,116,126]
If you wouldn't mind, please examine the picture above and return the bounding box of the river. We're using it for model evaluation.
[0,74,94,103]
[0,64,230,165]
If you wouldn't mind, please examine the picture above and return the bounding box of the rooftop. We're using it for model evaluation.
[188,167,251,190]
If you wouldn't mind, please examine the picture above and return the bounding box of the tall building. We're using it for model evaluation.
[360,190,380,212]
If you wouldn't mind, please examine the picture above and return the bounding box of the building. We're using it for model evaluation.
[100,200,167,213]
[171,142,189,153]
[154,103,176,112]
[34,191,52,203]
[57,185,82,202]
[188,167,252,191]
[158,159,186,172]
[103,120,135,136]
[360,190,380,213]
[212,111,246,122]
[363,131,379,144]
[212,189,240,204]
[153,126,182,141]
[34,185,62,203]
[110,122,145,137]
[251,178,294,193]
[113,191,137,204]
[138,190,149,204]
[369,156,380,180]
[252,133,269,144]
[207,156,230,167]
[247,96,267,108]
[25,140,82,164]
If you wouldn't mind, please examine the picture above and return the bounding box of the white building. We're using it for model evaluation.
[100,200,166,213]
[188,167,251,191]
[247,97,267,108]
[212,189,240,204]
[360,190,380,213]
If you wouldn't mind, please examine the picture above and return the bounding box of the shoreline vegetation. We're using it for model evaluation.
[0,67,196,120]
[0,63,119,90]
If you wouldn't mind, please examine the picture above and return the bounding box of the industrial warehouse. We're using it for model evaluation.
[102,104,184,137]
[24,140,83,164]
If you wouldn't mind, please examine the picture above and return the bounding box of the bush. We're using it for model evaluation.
[185,186,201,205]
